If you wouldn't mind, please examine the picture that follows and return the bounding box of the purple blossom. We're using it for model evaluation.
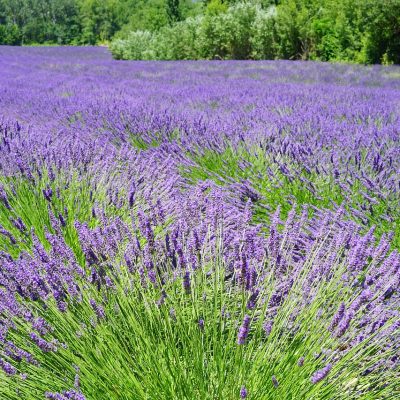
[58,213,67,227]
[237,315,251,345]
[263,320,273,336]
[329,302,345,331]
[43,186,53,202]
[311,364,332,384]
[198,319,205,331]
[0,357,17,375]
[0,184,11,209]
[336,311,354,338]
[30,333,57,352]
[183,270,191,294]
[10,217,26,232]
[46,390,86,400]
[246,289,259,310]
[128,184,135,208]
[90,299,106,320]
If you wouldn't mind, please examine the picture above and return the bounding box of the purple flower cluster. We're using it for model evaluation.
[237,315,251,345]
[45,390,85,400]
[311,364,332,384]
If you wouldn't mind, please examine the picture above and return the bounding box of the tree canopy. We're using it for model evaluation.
[0,0,399,64]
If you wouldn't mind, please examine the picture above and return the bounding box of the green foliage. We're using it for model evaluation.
[111,0,400,64]
[0,0,81,44]
[0,23,22,45]
[111,30,155,60]
[0,0,399,64]
[116,0,169,36]
[250,6,277,59]
[166,0,182,25]
[222,2,258,59]
[155,17,202,59]
[110,3,272,60]
[0,0,198,45]
[205,0,228,16]
[361,0,400,64]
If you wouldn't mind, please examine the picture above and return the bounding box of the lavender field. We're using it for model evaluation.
[0,46,399,399]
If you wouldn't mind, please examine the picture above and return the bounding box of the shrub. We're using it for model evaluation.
[110,3,276,61]
[110,30,155,60]
[110,0,400,64]
[250,5,278,59]
[0,24,22,45]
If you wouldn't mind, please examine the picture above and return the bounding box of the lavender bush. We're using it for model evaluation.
[0,46,399,399]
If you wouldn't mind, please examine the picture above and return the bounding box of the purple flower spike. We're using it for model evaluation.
[46,390,86,400]
[237,315,251,345]
[240,386,248,398]
[89,299,105,320]
[311,364,332,384]
[329,302,345,331]
[336,311,354,338]
[128,184,136,208]
[0,358,17,376]
[246,289,259,310]
[30,333,57,352]
[43,186,53,202]
[0,184,11,210]
[198,319,205,331]
[183,270,191,294]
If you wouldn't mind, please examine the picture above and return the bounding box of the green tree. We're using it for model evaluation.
[0,0,81,44]
[166,0,181,25]
[0,23,22,44]
[362,0,400,64]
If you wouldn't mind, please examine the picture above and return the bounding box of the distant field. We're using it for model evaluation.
[0,46,399,400]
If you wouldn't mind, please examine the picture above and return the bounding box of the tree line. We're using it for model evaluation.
[0,0,202,45]
[1,0,399,64]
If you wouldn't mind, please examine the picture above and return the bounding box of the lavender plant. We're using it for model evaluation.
[0,202,398,399]
[0,47,399,399]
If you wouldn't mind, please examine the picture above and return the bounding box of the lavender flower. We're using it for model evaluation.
[336,311,354,338]
[43,186,53,202]
[0,357,17,375]
[263,320,273,336]
[237,315,251,345]
[58,213,67,227]
[0,48,399,399]
[246,289,259,310]
[46,390,86,400]
[128,184,135,208]
[183,270,191,294]
[0,184,11,209]
[198,319,205,331]
[10,217,26,232]
[329,302,345,331]
[90,299,106,320]
[30,333,57,352]
[74,374,80,389]
[311,364,332,384]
